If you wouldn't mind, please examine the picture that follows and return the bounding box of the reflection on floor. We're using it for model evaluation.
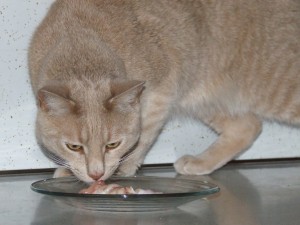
[0,160,299,225]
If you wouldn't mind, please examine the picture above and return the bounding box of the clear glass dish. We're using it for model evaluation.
[31,176,219,212]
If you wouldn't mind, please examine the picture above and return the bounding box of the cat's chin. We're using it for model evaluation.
[74,174,95,183]
[62,168,94,183]
[53,167,73,178]
[52,167,93,183]
[53,166,118,183]
[72,170,114,183]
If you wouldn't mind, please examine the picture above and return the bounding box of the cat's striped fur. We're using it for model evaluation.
[29,0,300,182]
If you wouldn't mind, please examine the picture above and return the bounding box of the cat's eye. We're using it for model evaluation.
[105,141,121,151]
[65,143,83,152]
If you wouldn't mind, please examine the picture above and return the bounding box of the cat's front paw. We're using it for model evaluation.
[117,163,140,177]
[174,155,214,175]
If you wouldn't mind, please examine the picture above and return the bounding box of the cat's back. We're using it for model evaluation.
[29,0,300,105]
[28,0,203,92]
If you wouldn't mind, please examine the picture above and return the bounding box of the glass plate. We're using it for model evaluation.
[31,176,219,212]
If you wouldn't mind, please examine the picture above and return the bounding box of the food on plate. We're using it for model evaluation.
[79,180,162,194]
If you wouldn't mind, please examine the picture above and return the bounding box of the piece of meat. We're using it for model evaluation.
[79,180,161,195]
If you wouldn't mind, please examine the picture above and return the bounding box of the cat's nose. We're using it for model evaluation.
[88,172,104,181]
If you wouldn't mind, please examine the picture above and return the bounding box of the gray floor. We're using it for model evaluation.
[0,161,300,225]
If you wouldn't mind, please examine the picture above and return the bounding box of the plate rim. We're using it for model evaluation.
[31,175,220,200]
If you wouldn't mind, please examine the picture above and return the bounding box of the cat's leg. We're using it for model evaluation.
[174,113,262,175]
[117,94,170,176]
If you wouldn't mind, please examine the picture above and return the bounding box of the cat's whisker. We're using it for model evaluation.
[73,176,82,183]
[39,144,72,169]
[103,162,121,179]
[119,152,136,163]
[119,150,140,165]
[110,163,120,175]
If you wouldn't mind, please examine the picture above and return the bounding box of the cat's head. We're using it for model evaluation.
[35,79,145,182]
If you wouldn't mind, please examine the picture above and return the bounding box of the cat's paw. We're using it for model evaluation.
[53,167,73,178]
[117,163,140,177]
[174,155,214,175]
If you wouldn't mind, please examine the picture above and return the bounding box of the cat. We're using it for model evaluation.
[28,0,300,183]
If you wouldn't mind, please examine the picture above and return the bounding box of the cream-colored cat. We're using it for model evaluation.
[29,0,300,182]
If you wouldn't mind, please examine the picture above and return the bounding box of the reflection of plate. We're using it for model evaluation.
[31,176,219,212]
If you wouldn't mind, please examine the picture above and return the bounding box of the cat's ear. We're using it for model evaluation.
[107,80,145,110]
[37,87,76,116]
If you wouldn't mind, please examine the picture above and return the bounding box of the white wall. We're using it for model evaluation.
[0,0,299,171]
